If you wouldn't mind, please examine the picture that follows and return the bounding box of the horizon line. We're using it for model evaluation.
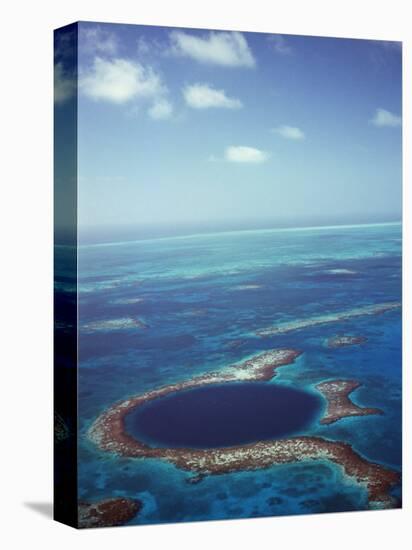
[71,220,402,249]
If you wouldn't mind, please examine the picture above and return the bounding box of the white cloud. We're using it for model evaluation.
[269,35,293,55]
[79,57,164,104]
[170,30,255,67]
[79,26,118,55]
[225,146,269,164]
[183,83,242,109]
[148,98,173,120]
[371,108,401,127]
[54,62,75,104]
[272,125,305,140]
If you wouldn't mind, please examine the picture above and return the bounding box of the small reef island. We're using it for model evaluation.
[327,335,367,348]
[316,380,383,424]
[88,348,400,510]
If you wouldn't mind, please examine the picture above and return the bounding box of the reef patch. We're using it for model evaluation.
[231,284,263,291]
[82,317,147,332]
[256,302,400,336]
[111,297,144,305]
[327,335,367,348]
[324,269,357,275]
[78,498,142,528]
[316,380,383,425]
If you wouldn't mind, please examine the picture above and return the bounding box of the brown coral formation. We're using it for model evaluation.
[78,498,141,528]
[87,349,399,509]
[317,380,383,425]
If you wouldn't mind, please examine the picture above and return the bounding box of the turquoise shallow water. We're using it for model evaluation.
[71,222,402,524]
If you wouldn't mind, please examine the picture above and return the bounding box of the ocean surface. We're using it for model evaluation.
[70,222,401,523]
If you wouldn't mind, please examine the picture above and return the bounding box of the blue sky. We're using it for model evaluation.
[55,22,402,232]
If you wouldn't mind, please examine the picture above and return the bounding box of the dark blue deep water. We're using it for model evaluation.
[58,221,402,524]
[124,383,322,448]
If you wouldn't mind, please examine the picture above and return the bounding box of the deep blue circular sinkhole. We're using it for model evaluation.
[124,383,321,449]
